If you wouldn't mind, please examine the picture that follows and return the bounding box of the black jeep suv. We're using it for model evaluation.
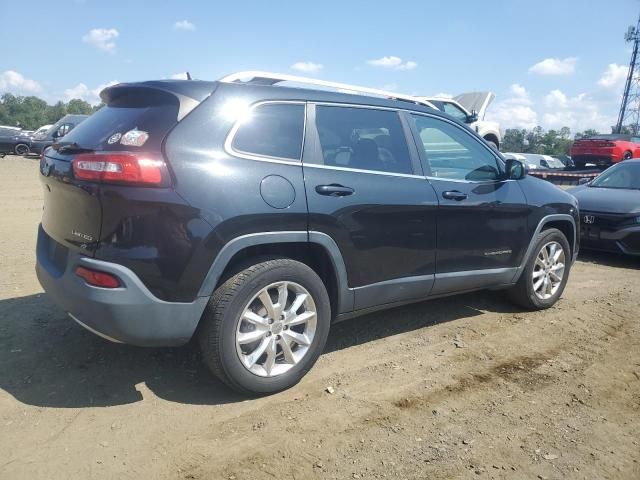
[36,73,579,394]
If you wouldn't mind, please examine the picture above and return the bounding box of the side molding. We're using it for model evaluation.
[197,231,354,314]
[511,213,576,283]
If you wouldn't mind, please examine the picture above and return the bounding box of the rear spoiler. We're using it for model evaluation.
[100,80,218,121]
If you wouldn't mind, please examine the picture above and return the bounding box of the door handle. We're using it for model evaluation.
[315,184,355,197]
[442,190,468,201]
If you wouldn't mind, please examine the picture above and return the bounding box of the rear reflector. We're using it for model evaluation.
[72,152,167,186]
[75,266,121,288]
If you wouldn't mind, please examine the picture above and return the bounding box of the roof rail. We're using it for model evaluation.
[219,71,436,109]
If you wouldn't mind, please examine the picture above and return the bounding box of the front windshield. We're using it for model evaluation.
[591,162,640,189]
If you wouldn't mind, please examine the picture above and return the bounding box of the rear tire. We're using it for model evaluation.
[623,151,632,161]
[573,160,586,170]
[508,228,571,310]
[198,258,331,395]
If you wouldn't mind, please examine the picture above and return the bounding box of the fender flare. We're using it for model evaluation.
[512,213,577,283]
[197,231,354,314]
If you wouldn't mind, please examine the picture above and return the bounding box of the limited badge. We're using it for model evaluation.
[107,132,122,144]
[120,129,149,147]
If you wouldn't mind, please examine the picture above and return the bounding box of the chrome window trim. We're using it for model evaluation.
[303,162,426,179]
[224,100,307,165]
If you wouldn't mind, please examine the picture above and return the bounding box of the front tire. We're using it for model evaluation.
[14,144,30,156]
[508,228,571,310]
[198,259,331,395]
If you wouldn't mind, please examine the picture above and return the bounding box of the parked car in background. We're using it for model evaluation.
[570,134,640,169]
[30,115,89,155]
[568,160,640,255]
[0,126,32,156]
[33,124,53,138]
[418,92,501,150]
[503,153,566,170]
[36,72,578,395]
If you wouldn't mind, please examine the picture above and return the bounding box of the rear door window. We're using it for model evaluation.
[231,103,305,160]
[59,93,180,151]
[311,105,414,175]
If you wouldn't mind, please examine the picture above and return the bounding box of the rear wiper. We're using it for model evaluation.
[53,142,94,154]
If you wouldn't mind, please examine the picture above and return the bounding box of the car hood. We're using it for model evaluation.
[568,185,640,214]
[453,92,495,120]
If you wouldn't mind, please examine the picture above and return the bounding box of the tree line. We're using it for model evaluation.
[0,93,101,131]
[500,126,603,156]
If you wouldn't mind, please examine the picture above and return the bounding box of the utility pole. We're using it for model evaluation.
[615,14,640,134]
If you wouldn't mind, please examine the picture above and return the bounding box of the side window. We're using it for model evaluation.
[411,114,501,181]
[56,124,72,138]
[231,103,305,160]
[312,105,413,174]
[442,102,468,121]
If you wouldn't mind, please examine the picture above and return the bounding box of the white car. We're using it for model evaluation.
[418,92,501,150]
[503,153,565,170]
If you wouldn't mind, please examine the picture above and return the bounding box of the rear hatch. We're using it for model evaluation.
[572,138,617,152]
[39,80,215,256]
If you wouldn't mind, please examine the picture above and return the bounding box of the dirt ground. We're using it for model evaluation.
[0,154,638,480]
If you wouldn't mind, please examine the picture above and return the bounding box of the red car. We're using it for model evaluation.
[571,134,640,169]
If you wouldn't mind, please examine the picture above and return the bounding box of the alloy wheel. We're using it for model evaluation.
[235,281,317,377]
[532,241,566,300]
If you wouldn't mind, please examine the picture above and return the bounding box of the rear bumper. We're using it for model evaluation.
[571,154,620,166]
[36,225,209,346]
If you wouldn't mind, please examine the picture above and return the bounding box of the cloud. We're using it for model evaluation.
[290,61,323,74]
[367,56,417,71]
[0,70,42,94]
[63,80,119,105]
[174,20,196,31]
[82,28,119,53]
[541,90,615,133]
[543,89,568,108]
[487,83,538,129]
[529,57,577,75]
[598,63,628,89]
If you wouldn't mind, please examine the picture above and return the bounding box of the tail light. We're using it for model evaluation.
[604,142,616,147]
[72,152,169,186]
[75,266,121,288]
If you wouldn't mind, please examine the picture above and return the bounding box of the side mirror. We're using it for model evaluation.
[466,110,479,123]
[578,177,591,185]
[505,158,528,180]
[52,129,63,139]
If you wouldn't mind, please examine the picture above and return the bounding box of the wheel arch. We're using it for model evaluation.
[512,214,576,283]
[483,133,500,149]
[197,231,353,316]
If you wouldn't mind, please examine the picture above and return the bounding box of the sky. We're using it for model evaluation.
[1,0,639,133]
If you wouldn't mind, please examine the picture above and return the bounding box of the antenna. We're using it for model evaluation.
[615,13,640,134]
[186,72,192,80]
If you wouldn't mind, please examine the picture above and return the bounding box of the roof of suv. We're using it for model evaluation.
[214,81,440,117]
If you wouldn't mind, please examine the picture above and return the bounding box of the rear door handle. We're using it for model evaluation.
[315,184,355,197]
[442,190,468,201]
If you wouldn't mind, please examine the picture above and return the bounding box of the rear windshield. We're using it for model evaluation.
[60,92,179,151]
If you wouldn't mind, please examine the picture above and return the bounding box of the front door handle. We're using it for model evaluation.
[442,190,468,201]
[315,184,355,197]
